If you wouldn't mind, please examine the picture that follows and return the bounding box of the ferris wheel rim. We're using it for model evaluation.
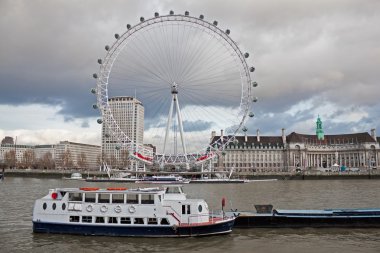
[95,12,254,166]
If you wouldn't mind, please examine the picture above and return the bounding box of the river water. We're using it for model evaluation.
[0,178,379,252]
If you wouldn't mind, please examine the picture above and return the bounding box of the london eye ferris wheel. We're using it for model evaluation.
[92,11,258,168]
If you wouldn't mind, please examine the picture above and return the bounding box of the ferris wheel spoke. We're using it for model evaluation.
[176,27,217,84]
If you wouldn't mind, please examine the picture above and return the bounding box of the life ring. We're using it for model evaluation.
[128,205,136,213]
[100,205,108,213]
[86,204,93,212]
[80,187,99,191]
[114,205,122,213]
[107,187,127,191]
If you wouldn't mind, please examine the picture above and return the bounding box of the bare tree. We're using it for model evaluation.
[119,149,130,169]
[38,152,55,170]
[21,149,36,169]
[4,150,16,169]
[77,152,88,170]
[60,149,74,170]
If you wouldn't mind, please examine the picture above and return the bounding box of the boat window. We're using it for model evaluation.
[98,193,110,203]
[187,205,191,214]
[108,217,118,224]
[198,204,203,212]
[112,194,124,204]
[95,217,105,223]
[133,218,145,225]
[120,217,131,224]
[52,203,56,210]
[182,205,186,214]
[82,216,92,223]
[43,203,47,210]
[126,194,139,204]
[165,186,181,194]
[62,203,66,210]
[148,218,158,225]
[141,194,154,204]
[68,192,82,202]
[69,216,80,222]
[160,218,169,225]
[85,193,96,203]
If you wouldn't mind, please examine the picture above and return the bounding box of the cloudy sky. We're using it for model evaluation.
[1,0,379,147]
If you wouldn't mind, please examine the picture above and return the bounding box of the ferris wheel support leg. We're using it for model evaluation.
[174,95,187,158]
[163,97,175,155]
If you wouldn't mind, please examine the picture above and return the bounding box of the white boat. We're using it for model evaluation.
[63,173,84,181]
[135,175,190,184]
[190,178,249,184]
[32,185,234,237]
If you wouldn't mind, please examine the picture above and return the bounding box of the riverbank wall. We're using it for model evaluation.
[2,169,380,180]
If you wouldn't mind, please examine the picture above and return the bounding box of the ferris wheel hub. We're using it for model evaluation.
[171,82,178,94]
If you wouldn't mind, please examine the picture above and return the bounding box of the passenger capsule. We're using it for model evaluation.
[126,24,131,29]
[169,10,174,15]
[140,17,144,22]
[225,29,230,35]
[93,73,98,79]
[185,11,189,16]
[105,133,110,138]
[115,145,121,150]
[97,59,102,64]
[92,104,98,109]
[97,119,103,124]
[199,14,204,19]
[90,88,96,94]
[154,12,159,17]
[249,112,254,117]
[242,126,248,132]
[252,81,258,87]
[114,33,120,39]
[244,53,249,58]
[253,97,258,102]
[213,21,218,26]
[250,67,255,72]
[105,45,110,51]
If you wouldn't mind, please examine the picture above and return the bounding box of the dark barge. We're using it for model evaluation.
[227,205,380,228]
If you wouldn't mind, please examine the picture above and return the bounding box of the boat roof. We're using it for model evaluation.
[52,187,164,194]
[52,185,185,194]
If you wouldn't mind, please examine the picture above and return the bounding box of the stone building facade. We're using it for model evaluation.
[211,123,379,172]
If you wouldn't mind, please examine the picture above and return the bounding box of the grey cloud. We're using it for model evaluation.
[0,0,379,137]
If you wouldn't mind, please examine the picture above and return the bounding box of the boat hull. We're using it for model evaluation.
[229,210,380,228]
[33,219,235,237]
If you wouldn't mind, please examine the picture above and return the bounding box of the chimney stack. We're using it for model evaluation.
[371,128,376,141]
[245,131,248,142]
[282,128,286,144]
[221,129,224,138]
[256,129,260,142]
